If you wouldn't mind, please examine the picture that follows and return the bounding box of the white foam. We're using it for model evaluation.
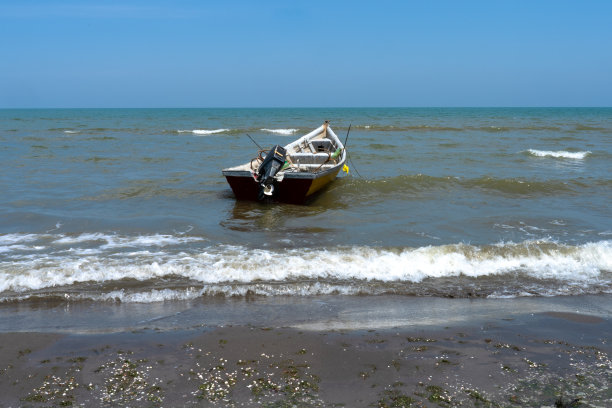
[177,129,229,135]
[0,234,40,245]
[115,250,167,257]
[488,291,536,299]
[494,224,515,229]
[526,149,591,159]
[260,128,298,135]
[65,248,104,256]
[0,245,32,253]
[1,240,610,297]
[63,130,79,134]
[88,288,204,303]
[53,233,203,248]
[78,284,362,303]
[53,232,108,245]
[101,234,203,249]
[0,242,45,254]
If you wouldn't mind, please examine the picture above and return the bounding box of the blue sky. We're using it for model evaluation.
[1,0,611,107]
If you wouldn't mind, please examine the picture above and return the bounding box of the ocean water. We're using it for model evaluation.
[0,108,611,303]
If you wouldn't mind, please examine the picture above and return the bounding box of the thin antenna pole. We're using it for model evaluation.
[343,124,352,148]
[246,133,264,150]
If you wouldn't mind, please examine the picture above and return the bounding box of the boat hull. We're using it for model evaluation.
[224,168,341,204]
[222,122,347,204]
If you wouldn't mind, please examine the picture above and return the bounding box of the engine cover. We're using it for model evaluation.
[257,145,287,197]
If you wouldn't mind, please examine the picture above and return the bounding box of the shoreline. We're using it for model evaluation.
[1,293,611,334]
[1,295,611,406]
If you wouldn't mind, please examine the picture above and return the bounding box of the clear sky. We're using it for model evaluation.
[1,0,611,108]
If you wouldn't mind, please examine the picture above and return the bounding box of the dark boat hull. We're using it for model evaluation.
[222,122,346,204]
[224,168,341,204]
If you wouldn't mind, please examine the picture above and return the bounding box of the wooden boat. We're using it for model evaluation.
[222,121,347,204]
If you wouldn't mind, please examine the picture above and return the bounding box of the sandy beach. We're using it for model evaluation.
[0,295,611,407]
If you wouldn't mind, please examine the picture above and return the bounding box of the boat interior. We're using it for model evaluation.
[226,127,343,174]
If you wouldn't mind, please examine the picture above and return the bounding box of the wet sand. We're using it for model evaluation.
[1,295,611,407]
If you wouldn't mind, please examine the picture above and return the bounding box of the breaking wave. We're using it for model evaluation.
[260,128,299,135]
[526,149,591,159]
[1,233,610,302]
[177,129,229,135]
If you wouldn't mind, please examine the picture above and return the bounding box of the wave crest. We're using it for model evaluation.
[1,238,610,301]
[177,129,229,135]
[526,149,591,159]
[260,128,298,135]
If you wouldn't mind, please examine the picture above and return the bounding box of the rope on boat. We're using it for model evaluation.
[250,149,267,171]
[313,151,334,173]
[347,152,363,178]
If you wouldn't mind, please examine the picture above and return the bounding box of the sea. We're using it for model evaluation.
[1,108,611,305]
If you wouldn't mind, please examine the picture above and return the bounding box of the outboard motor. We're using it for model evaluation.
[257,145,286,199]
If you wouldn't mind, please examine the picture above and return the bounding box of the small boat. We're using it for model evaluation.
[222,121,348,204]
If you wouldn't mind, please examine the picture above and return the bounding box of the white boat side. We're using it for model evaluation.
[222,123,346,179]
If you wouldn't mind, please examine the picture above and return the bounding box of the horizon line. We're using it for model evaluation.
[1,106,611,110]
